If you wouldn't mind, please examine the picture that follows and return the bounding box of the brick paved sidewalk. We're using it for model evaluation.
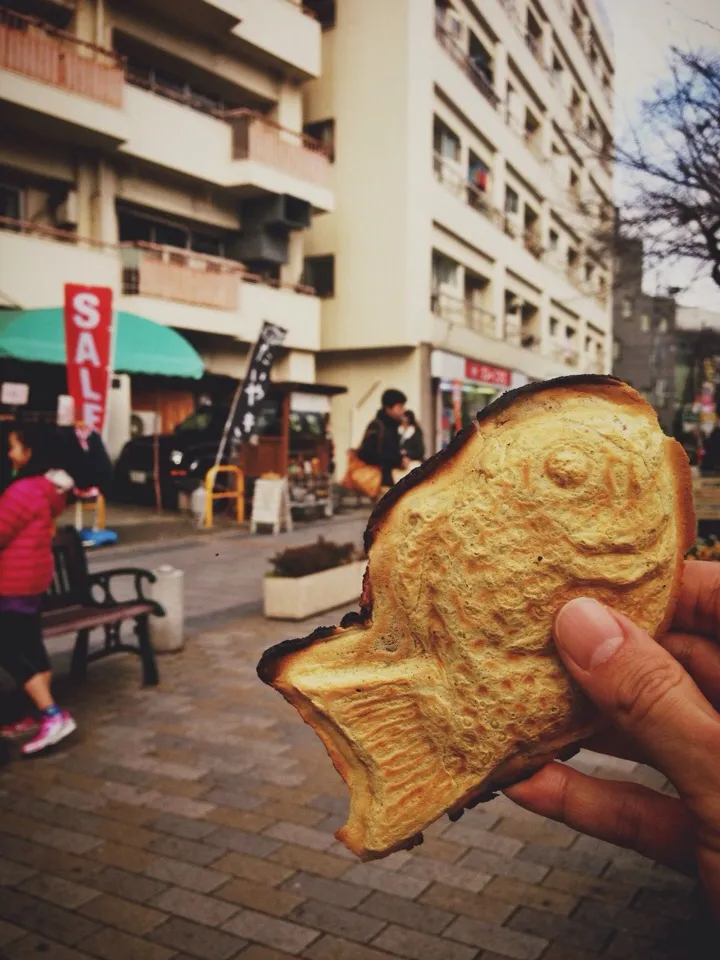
[0,612,711,960]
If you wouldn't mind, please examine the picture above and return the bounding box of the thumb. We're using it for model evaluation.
[554,598,720,801]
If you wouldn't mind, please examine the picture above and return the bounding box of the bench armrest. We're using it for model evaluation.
[88,568,165,617]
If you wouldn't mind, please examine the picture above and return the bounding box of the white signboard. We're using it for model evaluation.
[1,382,29,406]
[250,477,293,535]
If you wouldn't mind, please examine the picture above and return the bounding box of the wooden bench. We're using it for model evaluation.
[43,526,164,687]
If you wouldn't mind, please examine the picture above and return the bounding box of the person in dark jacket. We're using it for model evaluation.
[357,389,408,488]
[0,423,77,755]
[400,410,426,463]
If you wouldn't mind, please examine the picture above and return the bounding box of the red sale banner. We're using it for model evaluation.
[464,359,511,387]
[63,284,113,434]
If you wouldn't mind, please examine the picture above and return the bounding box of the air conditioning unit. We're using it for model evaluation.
[55,189,78,228]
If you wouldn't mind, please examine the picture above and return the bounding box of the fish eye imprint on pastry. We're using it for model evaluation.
[257,375,695,862]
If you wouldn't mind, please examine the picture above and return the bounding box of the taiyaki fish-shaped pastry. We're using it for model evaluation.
[257,376,695,860]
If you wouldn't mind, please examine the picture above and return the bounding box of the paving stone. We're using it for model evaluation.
[601,862,696,893]
[634,888,698,921]
[372,923,478,960]
[268,844,352,880]
[518,843,610,877]
[31,826,102,856]
[343,863,430,900]
[18,872,99,909]
[146,813,217,841]
[506,905,614,952]
[79,927,175,960]
[147,834,223,866]
[263,821,335,852]
[144,856,230,893]
[418,883,514,925]
[0,858,36,886]
[540,945,601,960]
[412,837,467,864]
[239,948,303,960]
[441,824,524,857]
[150,886,238,927]
[204,807,275,834]
[150,916,247,960]
[0,934,97,960]
[206,826,283,858]
[289,900,385,944]
[482,876,577,916]
[307,795,349,817]
[572,898,692,940]
[222,908,320,954]
[282,871,370,909]
[0,888,101,946]
[202,788,264,812]
[259,800,326,827]
[0,919,24,947]
[491,818,576,849]
[304,934,400,960]
[402,856,491,893]
[90,867,169,904]
[358,890,454,935]
[211,851,294,886]
[457,849,548,885]
[215,877,304,916]
[445,915,549,960]
[541,868,636,905]
[79,894,168,935]
[89,841,155,873]
[0,835,103,884]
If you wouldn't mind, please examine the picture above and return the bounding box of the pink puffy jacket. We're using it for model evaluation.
[0,476,66,596]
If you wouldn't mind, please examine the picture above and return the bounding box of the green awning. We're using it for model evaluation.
[0,307,204,379]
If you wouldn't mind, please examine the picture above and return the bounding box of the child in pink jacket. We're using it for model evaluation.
[0,423,76,755]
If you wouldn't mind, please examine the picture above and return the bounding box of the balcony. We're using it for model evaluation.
[433,152,504,228]
[432,291,497,339]
[121,243,243,311]
[0,7,126,143]
[549,342,581,367]
[230,0,321,80]
[435,20,500,110]
[119,86,333,211]
[523,229,544,260]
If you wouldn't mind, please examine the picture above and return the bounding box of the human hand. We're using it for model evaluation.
[504,560,720,919]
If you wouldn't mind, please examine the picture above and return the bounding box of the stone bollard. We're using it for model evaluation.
[150,565,185,653]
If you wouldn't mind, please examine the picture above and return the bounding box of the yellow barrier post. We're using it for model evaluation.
[203,465,244,528]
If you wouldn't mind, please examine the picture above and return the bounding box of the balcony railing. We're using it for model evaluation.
[223,109,331,188]
[505,319,541,352]
[550,342,580,367]
[435,21,500,110]
[0,7,124,107]
[523,229,544,259]
[432,291,497,339]
[433,152,505,228]
[121,242,243,310]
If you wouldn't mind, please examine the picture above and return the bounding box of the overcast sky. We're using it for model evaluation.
[603,0,720,311]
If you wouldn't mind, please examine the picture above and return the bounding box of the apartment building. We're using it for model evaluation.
[303,0,614,458]
[0,0,332,438]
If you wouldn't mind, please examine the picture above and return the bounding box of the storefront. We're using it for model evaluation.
[431,350,513,451]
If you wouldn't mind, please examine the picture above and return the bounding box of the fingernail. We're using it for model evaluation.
[554,598,625,671]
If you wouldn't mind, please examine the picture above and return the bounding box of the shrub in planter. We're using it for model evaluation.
[264,537,367,620]
[268,537,361,578]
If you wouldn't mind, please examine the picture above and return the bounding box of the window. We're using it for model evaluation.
[549,230,559,251]
[469,153,490,192]
[566,326,577,341]
[658,317,669,334]
[117,208,228,257]
[304,119,335,163]
[621,297,633,319]
[0,183,21,222]
[469,32,493,84]
[550,318,560,336]
[505,187,519,214]
[567,247,579,268]
[432,250,458,288]
[433,117,461,162]
[303,0,335,29]
[584,262,594,282]
[640,314,650,333]
[303,255,334,297]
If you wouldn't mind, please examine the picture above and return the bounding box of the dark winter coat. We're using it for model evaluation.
[357,409,404,486]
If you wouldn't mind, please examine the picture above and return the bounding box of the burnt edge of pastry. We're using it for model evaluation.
[257,375,626,684]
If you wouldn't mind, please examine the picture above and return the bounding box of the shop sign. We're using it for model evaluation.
[464,359,511,387]
[63,284,113,433]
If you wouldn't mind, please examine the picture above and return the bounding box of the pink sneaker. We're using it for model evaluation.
[0,716,37,740]
[21,711,77,756]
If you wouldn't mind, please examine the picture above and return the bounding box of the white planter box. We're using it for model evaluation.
[263,560,367,621]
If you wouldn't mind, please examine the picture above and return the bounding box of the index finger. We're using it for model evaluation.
[673,561,720,641]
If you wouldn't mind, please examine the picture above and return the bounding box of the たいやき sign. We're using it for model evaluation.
[63,284,113,433]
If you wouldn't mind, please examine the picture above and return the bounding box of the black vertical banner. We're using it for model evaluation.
[214,321,288,471]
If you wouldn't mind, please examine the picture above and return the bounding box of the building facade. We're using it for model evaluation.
[0,0,331,437]
[303,0,615,460]
[612,236,676,434]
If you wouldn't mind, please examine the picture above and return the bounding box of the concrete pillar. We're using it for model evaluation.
[272,83,304,133]
[281,230,304,287]
[75,161,94,238]
[538,291,552,355]
[491,153,506,212]
[539,198,551,249]
[92,160,117,245]
[491,264,506,338]
[493,45,509,105]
